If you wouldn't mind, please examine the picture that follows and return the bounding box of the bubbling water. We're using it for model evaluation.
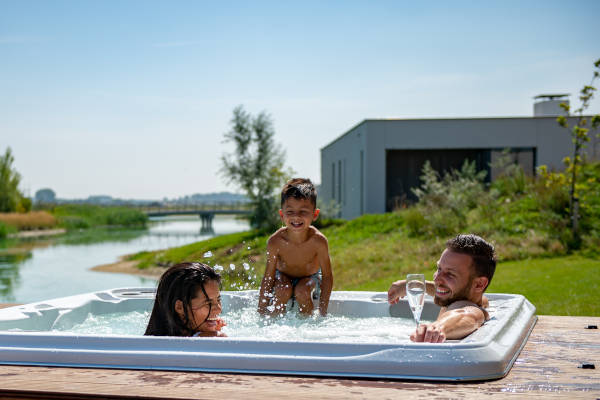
[55,299,422,343]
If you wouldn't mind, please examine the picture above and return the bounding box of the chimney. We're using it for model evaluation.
[533,94,570,117]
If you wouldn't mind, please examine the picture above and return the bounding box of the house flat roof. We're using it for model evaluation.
[320,115,566,151]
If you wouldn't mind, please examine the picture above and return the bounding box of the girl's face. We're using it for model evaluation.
[177,280,222,335]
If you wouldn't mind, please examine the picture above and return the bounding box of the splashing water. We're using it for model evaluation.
[57,298,420,343]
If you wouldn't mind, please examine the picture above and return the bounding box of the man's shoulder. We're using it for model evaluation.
[446,300,490,320]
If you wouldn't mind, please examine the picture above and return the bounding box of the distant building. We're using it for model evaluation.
[320,95,600,219]
[34,188,56,204]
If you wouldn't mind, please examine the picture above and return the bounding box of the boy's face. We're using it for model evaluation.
[279,197,319,231]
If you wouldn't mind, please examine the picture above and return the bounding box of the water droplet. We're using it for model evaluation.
[229,264,236,270]
[247,246,251,250]
[203,251,213,258]
[243,263,250,271]
[214,264,223,271]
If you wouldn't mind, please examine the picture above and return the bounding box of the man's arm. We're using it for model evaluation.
[317,237,333,316]
[411,304,487,343]
[388,280,489,308]
[257,240,278,315]
[388,280,435,304]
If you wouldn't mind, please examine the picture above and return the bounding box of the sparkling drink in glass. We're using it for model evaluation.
[406,273,426,329]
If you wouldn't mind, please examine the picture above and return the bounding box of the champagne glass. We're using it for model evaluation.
[406,273,426,329]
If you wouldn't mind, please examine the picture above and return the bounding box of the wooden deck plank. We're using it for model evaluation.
[0,315,598,399]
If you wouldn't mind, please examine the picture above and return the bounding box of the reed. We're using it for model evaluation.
[0,211,58,231]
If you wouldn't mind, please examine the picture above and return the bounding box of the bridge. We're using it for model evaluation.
[139,205,252,231]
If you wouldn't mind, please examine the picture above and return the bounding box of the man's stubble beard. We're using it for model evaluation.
[434,274,474,307]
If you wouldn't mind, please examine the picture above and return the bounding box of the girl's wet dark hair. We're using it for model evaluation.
[145,262,221,336]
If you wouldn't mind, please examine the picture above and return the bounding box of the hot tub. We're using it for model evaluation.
[0,289,536,381]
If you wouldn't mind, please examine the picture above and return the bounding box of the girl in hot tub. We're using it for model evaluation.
[145,262,227,337]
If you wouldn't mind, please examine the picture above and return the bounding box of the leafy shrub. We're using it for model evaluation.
[403,207,427,236]
[0,221,15,239]
[407,159,487,236]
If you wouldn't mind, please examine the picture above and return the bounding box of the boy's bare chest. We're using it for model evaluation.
[276,242,318,268]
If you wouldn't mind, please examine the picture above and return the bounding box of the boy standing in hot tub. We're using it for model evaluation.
[257,178,333,317]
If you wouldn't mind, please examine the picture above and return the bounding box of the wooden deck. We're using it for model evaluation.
[0,315,598,399]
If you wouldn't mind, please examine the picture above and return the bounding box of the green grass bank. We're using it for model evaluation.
[129,211,599,316]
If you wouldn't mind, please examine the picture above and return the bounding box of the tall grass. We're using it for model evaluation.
[51,204,148,229]
[0,211,58,231]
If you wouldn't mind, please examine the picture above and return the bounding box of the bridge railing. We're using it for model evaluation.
[134,203,253,213]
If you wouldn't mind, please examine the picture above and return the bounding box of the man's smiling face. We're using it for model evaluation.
[433,249,476,306]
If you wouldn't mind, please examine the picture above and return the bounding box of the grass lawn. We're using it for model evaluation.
[129,212,599,316]
[487,256,600,316]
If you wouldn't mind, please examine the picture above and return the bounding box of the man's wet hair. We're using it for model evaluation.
[281,178,317,208]
[446,234,496,289]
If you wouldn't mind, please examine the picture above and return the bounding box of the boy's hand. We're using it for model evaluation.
[387,280,407,304]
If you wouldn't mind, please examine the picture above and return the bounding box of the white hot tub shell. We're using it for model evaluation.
[0,289,536,381]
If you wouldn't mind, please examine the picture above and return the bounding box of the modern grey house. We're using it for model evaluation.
[320,96,600,219]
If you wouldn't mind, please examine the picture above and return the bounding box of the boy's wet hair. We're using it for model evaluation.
[145,262,221,337]
[446,234,496,289]
[281,178,317,208]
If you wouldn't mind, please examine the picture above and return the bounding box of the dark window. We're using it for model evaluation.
[385,149,490,212]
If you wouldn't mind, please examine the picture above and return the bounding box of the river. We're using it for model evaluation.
[0,216,250,304]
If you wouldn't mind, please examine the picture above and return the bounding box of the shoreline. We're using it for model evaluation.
[92,258,164,280]
[8,228,66,239]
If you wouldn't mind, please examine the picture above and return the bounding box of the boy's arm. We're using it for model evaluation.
[257,240,278,315]
[317,238,333,316]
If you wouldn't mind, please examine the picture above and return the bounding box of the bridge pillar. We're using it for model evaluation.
[199,212,215,234]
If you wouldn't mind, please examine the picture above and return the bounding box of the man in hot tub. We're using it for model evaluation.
[388,234,495,343]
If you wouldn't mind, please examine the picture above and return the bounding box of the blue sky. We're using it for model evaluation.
[2,1,599,199]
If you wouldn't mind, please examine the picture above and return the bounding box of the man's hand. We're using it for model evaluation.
[387,280,406,304]
[410,323,446,343]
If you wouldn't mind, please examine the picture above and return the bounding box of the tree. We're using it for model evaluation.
[0,147,26,212]
[555,58,600,243]
[221,105,289,230]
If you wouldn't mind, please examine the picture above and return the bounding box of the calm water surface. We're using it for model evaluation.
[0,216,249,304]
